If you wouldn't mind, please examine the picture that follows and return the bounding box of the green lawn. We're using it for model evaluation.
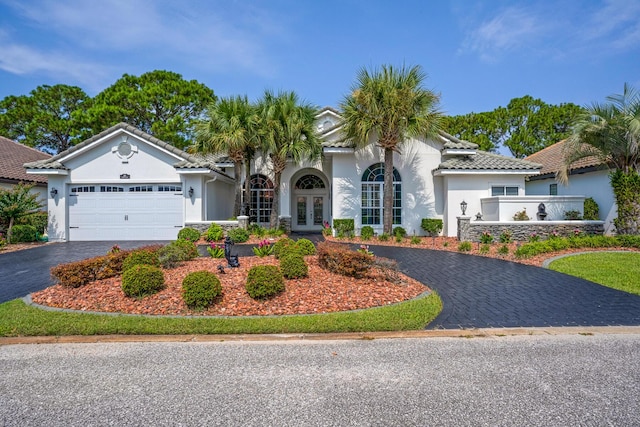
[549,252,640,296]
[0,292,442,337]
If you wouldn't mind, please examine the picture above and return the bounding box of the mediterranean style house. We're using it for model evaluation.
[524,139,616,234]
[24,107,544,242]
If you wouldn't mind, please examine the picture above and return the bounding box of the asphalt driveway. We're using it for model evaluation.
[2,241,640,329]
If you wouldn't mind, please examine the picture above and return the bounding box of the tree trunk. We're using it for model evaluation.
[233,161,243,217]
[270,171,281,229]
[7,217,14,244]
[383,148,394,235]
[243,153,252,217]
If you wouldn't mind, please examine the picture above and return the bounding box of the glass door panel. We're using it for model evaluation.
[297,196,307,226]
[313,197,323,225]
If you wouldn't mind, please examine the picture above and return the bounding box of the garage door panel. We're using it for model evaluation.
[68,185,183,241]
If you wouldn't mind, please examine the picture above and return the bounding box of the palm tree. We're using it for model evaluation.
[0,183,43,243]
[340,64,442,234]
[194,95,258,217]
[561,83,640,234]
[256,90,322,229]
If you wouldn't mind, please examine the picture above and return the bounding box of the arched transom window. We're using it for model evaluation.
[248,174,274,224]
[361,163,402,225]
[294,174,325,190]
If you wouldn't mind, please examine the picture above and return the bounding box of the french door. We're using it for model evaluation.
[294,195,325,231]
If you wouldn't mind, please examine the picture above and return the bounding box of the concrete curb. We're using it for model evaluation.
[3,326,640,346]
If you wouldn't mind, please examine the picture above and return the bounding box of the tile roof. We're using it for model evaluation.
[524,139,604,176]
[0,136,50,184]
[23,123,230,178]
[437,151,542,172]
[438,131,479,150]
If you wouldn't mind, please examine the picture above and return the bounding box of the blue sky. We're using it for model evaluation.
[0,0,639,116]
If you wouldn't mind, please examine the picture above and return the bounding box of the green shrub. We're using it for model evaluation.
[513,209,530,221]
[421,218,443,236]
[122,249,160,272]
[279,254,308,279]
[317,241,374,278]
[177,227,201,242]
[499,230,513,243]
[121,264,165,298]
[583,197,600,220]
[273,238,295,259]
[378,233,390,242]
[228,227,250,243]
[410,236,421,245]
[458,241,472,252]
[16,211,48,234]
[564,210,583,220]
[266,227,285,238]
[9,224,37,243]
[158,240,198,269]
[480,231,494,244]
[182,271,222,310]
[393,226,407,238]
[498,245,510,256]
[245,265,285,299]
[295,238,316,255]
[360,226,375,240]
[395,234,404,243]
[248,224,267,238]
[479,244,490,254]
[333,219,354,238]
[617,235,640,249]
[205,223,225,242]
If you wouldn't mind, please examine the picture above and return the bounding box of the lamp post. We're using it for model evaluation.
[460,200,468,216]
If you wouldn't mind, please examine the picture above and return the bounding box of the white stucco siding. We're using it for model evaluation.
[206,179,235,220]
[526,169,616,233]
[47,175,69,242]
[443,174,527,236]
[331,137,443,236]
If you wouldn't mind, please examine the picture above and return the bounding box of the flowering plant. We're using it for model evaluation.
[573,228,583,237]
[528,233,540,243]
[549,229,560,239]
[207,243,225,258]
[108,244,121,254]
[357,244,374,256]
[322,220,332,236]
[480,231,493,244]
[252,239,273,257]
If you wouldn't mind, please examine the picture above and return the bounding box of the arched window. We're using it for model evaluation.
[247,174,274,224]
[294,174,325,190]
[361,163,402,226]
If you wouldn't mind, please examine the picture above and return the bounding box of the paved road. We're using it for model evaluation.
[0,241,166,303]
[1,334,639,426]
[368,245,640,329]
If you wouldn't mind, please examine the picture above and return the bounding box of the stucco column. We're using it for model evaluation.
[457,216,471,241]
[237,215,249,230]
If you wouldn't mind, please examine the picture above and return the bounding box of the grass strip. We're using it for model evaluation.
[0,292,442,337]
[549,252,640,296]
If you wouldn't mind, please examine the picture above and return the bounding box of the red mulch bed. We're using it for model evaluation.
[31,256,427,316]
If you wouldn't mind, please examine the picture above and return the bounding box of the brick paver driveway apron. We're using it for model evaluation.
[369,245,640,329]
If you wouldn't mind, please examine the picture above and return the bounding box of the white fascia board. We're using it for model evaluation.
[442,149,477,156]
[175,168,213,174]
[215,162,235,168]
[26,169,68,175]
[433,169,541,176]
[323,147,354,154]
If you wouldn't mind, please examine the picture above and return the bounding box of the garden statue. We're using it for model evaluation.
[537,203,548,221]
[224,236,240,267]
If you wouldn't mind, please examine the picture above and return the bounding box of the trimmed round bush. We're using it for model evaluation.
[121,264,165,298]
[182,270,222,310]
[122,249,160,272]
[205,223,225,242]
[393,226,407,238]
[294,238,316,255]
[272,238,295,259]
[9,224,38,243]
[177,227,201,242]
[245,265,285,299]
[360,226,374,240]
[227,227,250,243]
[279,254,308,279]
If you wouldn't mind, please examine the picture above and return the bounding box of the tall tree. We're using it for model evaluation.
[443,96,583,158]
[83,70,215,149]
[0,183,43,243]
[340,64,442,234]
[561,83,640,234]
[256,90,322,228]
[0,84,89,154]
[194,95,258,216]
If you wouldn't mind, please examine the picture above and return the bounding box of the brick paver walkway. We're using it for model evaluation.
[369,245,640,329]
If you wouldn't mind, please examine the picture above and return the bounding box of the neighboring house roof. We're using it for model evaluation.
[524,139,605,177]
[0,136,50,184]
[23,123,230,178]
[437,151,542,172]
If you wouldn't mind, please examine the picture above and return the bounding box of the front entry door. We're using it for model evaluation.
[295,195,324,231]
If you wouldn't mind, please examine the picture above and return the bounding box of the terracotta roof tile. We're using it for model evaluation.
[437,151,542,171]
[524,140,604,175]
[0,136,50,184]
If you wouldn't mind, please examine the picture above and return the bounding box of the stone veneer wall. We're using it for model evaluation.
[185,216,249,233]
[457,217,605,242]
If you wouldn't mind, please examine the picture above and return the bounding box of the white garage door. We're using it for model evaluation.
[68,184,184,241]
